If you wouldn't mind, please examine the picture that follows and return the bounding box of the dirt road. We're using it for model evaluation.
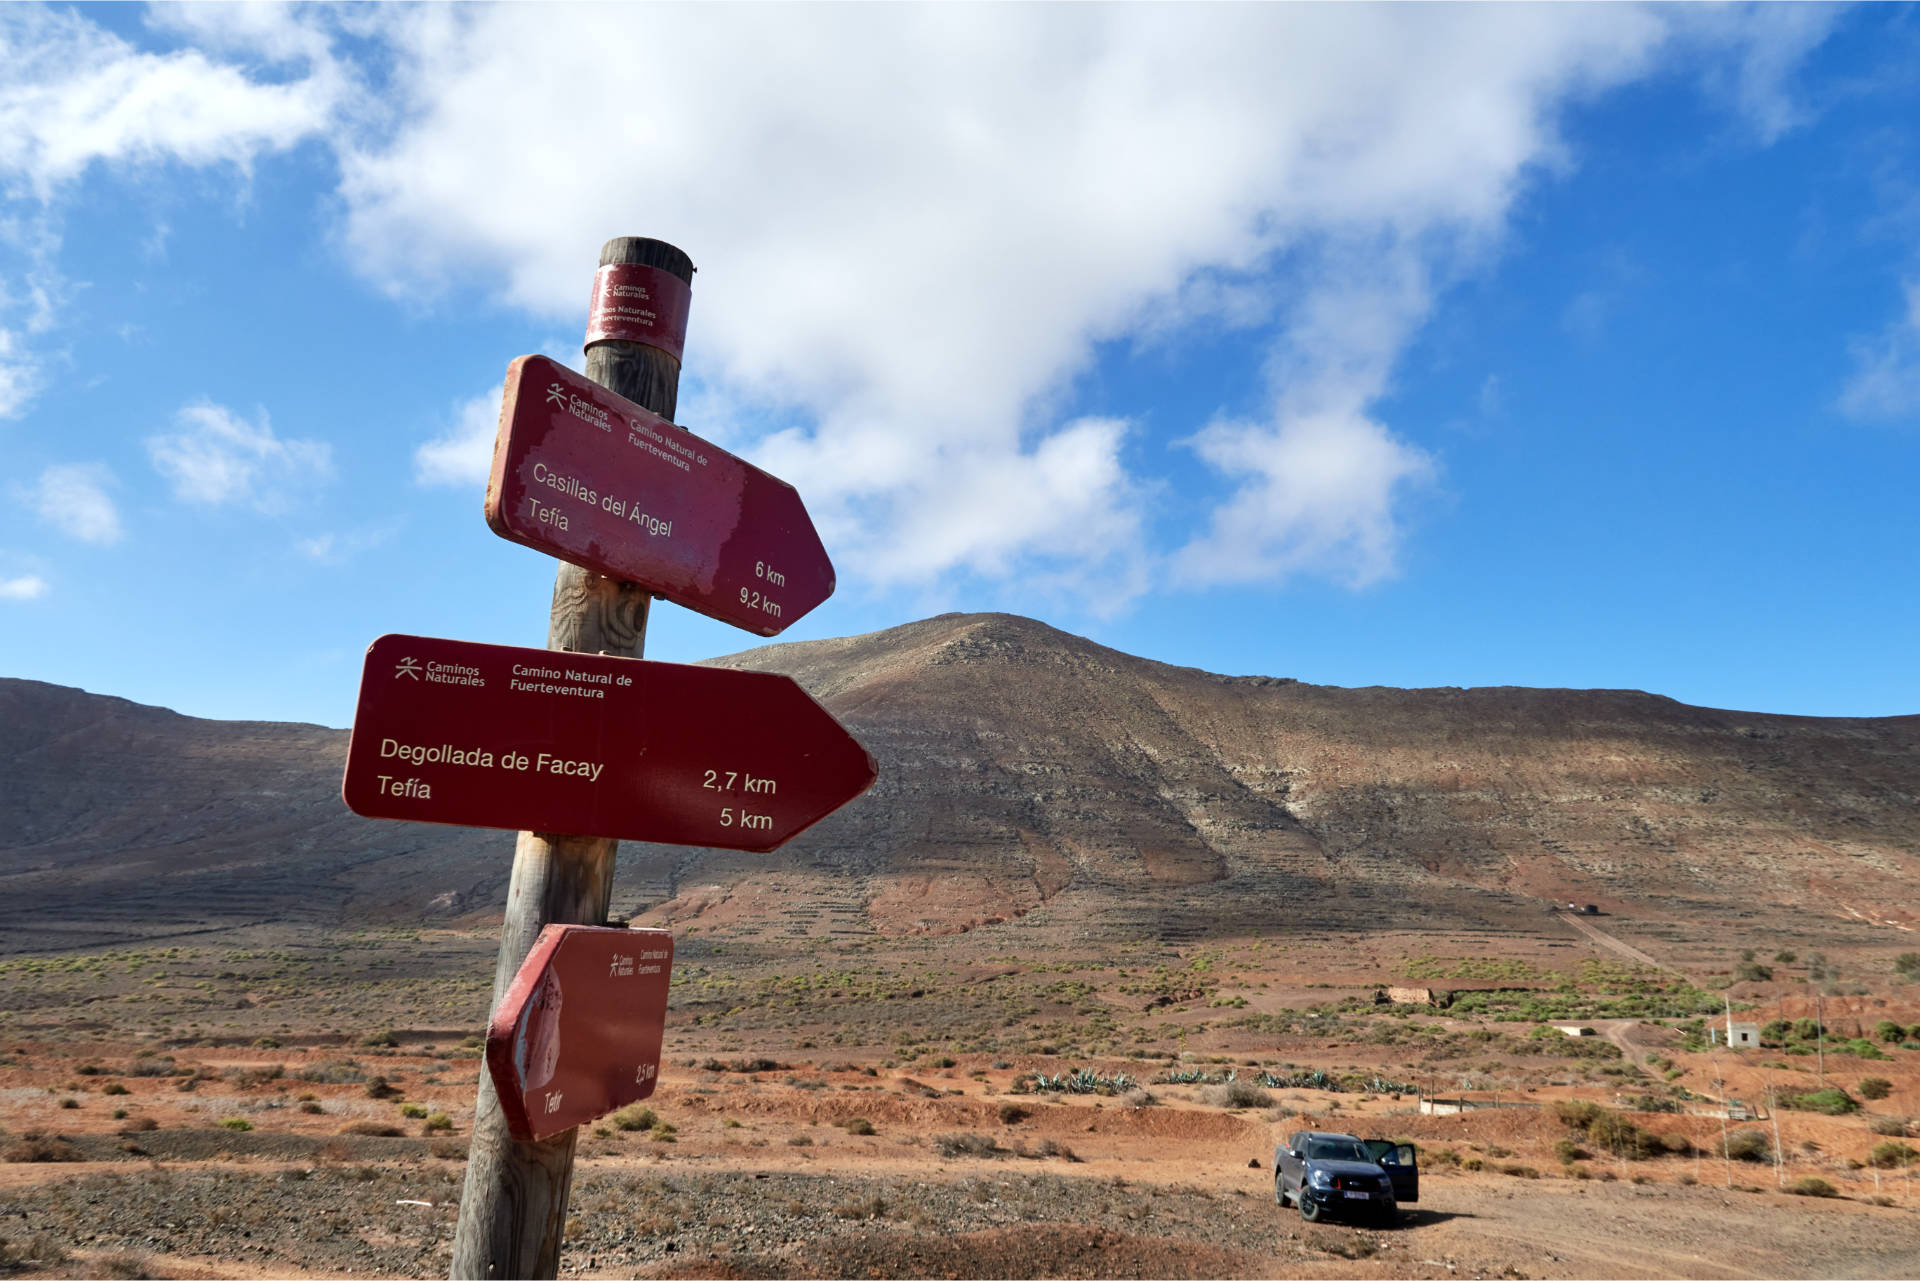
[1553,910,1675,973]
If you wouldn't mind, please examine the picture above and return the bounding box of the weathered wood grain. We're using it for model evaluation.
[450,237,694,1281]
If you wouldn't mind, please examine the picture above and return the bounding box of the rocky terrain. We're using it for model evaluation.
[3,611,1915,963]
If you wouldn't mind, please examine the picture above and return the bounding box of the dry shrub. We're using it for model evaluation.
[97,1252,157,1279]
[0,1231,68,1267]
[610,1105,658,1132]
[1120,1088,1157,1108]
[997,1102,1029,1124]
[337,1121,403,1138]
[1198,1079,1273,1109]
[117,1117,159,1134]
[935,1132,1002,1158]
[297,1061,367,1084]
[832,1194,887,1220]
[2,1132,82,1163]
[842,1117,876,1135]
[1788,1176,1838,1198]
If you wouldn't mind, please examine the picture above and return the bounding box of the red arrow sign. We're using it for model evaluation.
[485,355,833,636]
[486,924,673,1142]
[341,634,877,852]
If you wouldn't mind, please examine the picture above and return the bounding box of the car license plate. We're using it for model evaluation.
[1342,1190,1371,1199]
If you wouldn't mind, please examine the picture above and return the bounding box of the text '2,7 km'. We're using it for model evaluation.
[341,634,877,853]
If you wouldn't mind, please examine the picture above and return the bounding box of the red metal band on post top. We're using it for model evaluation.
[584,263,691,362]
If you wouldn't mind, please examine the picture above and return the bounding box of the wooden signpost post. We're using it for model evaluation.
[329,235,871,1280]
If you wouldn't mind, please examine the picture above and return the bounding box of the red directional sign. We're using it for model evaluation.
[340,634,877,852]
[485,355,833,636]
[486,924,674,1142]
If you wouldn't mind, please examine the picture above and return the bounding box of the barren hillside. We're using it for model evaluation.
[3,612,1915,960]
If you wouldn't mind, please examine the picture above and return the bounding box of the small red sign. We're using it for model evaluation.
[585,264,692,361]
[486,924,673,1142]
[341,634,877,852]
[485,355,833,636]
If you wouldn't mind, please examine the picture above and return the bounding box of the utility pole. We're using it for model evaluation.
[1814,991,1825,1086]
[449,236,694,1281]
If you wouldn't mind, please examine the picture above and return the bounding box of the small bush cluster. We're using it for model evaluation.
[1781,1088,1859,1116]
[934,1132,1003,1158]
[1553,1101,1668,1159]
[1722,1129,1771,1163]
[1028,1068,1136,1095]
[1788,1176,1838,1198]
[1199,1079,1274,1109]
[1868,1141,1918,1169]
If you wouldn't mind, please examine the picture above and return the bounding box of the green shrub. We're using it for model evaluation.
[1869,1141,1918,1168]
[1722,1129,1770,1162]
[1860,1077,1893,1101]
[422,1113,453,1133]
[1875,1020,1906,1044]
[1782,1088,1859,1116]
[1787,1176,1837,1198]
[101,1082,129,1096]
[398,1103,428,1119]
[218,1117,252,1131]
[1553,1100,1604,1129]
[611,1105,658,1132]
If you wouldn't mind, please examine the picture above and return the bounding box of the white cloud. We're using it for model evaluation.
[6,5,1836,605]
[414,386,501,488]
[1838,280,1920,423]
[0,4,342,198]
[326,5,1717,605]
[0,326,37,419]
[1676,3,1842,145]
[146,400,333,512]
[26,462,121,544]
[0,5,343,420]
[0,573,48,601]
[295,522,397,565]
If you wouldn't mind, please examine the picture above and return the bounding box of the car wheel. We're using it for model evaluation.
[1274,1174,1288,1206]
[1374,1203,1398,1228]
[1299,1194,1321,1222]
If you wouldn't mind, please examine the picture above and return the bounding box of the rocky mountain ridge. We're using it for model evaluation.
[3,612,1915,958]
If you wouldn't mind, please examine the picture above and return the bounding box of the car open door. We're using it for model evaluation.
[1362,1140,1418,1203]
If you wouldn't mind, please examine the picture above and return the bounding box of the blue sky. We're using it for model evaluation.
[1,3,1917,727]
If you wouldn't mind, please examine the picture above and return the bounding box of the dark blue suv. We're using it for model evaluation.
[1273,1130,1418,1225]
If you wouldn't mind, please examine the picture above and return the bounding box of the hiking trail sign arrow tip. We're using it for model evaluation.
[486,354,834,636]
[341,633,877,853]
